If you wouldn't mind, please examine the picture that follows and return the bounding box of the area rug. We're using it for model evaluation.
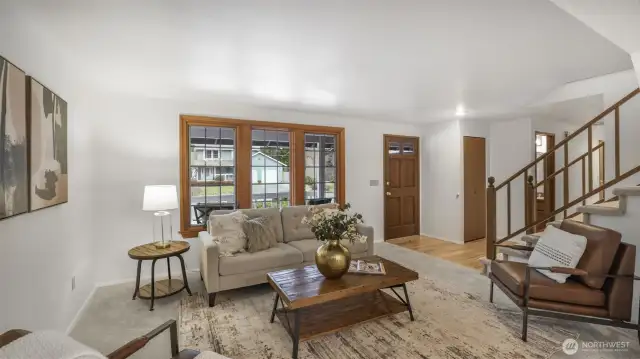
[179,276,577,359]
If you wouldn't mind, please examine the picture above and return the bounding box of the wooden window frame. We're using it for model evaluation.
[179,115,346,238]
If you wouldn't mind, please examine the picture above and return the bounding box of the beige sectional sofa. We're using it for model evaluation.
[199,205,374,306]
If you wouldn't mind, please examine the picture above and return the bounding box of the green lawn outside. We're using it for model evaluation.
[191,186,235,196]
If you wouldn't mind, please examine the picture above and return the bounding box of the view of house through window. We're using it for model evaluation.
[189,126,236,225]
[251,129,291,208]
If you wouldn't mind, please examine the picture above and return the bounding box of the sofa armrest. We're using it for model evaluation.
[356,224,374,256]
[198,231,220,294]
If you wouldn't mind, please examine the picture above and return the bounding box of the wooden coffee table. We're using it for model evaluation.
[267,255,419,359]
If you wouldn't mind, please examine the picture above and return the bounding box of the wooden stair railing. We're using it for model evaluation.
[486,88,640,261]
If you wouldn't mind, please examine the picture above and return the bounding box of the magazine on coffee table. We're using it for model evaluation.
[348,259,386,275]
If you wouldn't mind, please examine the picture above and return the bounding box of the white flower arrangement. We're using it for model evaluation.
[302,203,367,244]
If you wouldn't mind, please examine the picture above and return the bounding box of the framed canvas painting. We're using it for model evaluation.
[28,77,68,211]
[0,56,28,220]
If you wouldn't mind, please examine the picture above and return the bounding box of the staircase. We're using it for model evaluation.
[483,88,640,269]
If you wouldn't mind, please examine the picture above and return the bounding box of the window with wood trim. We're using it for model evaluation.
[179,115,345,238]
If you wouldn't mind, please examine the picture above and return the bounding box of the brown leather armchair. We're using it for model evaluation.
[489,220,639,342]
[0,320,200,359]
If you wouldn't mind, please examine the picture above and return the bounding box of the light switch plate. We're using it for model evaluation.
[369,180,379,187]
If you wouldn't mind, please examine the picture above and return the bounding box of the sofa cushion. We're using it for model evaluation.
[243,216,278,253]
[281,204,339,243]
[281,206,315,242]
[288,239,368,263]
[208,211,248,256]
[219,243,302,276]
[287,239,321,262]
[560,220,622,289]
[491,261,605,307]
[239,208,284,243]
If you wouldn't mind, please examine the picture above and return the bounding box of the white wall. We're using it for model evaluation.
[489,118,533,238]
[634,52,640,85]
[0,16,95,332]
[588,195,640,323]
[421,120,463,243]
[87,93,422,283]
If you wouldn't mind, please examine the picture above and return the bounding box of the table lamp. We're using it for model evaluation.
[143,185,178,248]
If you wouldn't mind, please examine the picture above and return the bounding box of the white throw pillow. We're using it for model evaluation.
[208,211,247,256]
[527,225,587,283]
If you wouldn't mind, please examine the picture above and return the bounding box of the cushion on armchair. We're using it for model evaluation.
[527,225,587,283]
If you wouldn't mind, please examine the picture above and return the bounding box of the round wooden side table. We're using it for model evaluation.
[128,241,192,311]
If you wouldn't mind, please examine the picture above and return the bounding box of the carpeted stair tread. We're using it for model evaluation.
[613,186,640,196]
[576,203,624,216]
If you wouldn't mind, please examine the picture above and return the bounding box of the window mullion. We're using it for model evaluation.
[292,129,306,205]
[236,124,252,209]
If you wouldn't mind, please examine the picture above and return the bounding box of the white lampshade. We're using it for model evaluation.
[143,185,178,211]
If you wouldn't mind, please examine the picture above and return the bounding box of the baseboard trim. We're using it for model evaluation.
[95,269,200,288]
[66,285,97,334]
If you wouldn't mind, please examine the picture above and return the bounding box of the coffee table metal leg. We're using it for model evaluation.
[402,283,415,321]
[150,259,158,311]
[292,310,300,359]
[167,257,172,281]
[178,254,192,296]
[132,260,142,300]
[270,293,280,323]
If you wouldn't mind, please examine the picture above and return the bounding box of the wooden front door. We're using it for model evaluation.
[463,136,486,242]
[383,135,420,240]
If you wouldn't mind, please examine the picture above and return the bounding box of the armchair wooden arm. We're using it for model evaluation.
[0,329,30,349]
[1,320,192,359]
[495,243,534,251]
[107,320,179,359]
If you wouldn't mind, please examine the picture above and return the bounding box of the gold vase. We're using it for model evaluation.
[315,239,351,279]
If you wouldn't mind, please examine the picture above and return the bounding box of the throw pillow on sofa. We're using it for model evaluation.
[243,216,278,253]
[209,211,247,256]
[528,225,587,283]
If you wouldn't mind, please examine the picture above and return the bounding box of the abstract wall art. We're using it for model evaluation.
[29,77,68,211]
[0,56,28,220]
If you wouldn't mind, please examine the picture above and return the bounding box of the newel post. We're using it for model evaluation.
[525,175,535,234]
[486,176,496,261]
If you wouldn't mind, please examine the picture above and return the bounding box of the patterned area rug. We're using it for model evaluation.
[179,276,577,359]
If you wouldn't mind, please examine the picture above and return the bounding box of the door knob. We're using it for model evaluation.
[386,181,390,186]
[386,192,391,196]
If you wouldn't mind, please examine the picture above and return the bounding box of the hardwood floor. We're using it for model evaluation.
[387,235,486,271]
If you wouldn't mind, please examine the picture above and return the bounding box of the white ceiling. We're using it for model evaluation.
[550,0,640,54]
[3,0,634,123]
